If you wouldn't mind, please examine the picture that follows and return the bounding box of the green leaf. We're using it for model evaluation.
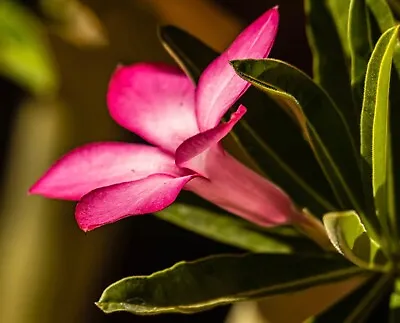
[238,88,336,214]
[366,0,396,33]
[159,25,335,216]
[0,1,57,95]
[390,279,400,322]
[323,211,385,269]
[310,274,384,323]
[348,0,373,110]
[388,0,400,19]
[231,59,364,213]
[366,0,400,75]
[305,0,358,146]
[96,253,363,315]
[361,25,399,248]
[158,25,217,84]
[234,88,336,216]
[155,204,323,254]
[324,0,352,57]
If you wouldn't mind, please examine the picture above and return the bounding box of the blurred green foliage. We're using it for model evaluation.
[0,1,57,95]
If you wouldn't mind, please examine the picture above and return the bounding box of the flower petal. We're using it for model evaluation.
[176,105,246,175]
[29,142,182,200]
[196,6,279,131]
[76,174,195,231]
[107,63,199,153]
[187,151,297,227]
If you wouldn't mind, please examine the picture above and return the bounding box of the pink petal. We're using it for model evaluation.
[76,174,195,231]
[107,63,199,153]
[29,142,182,201]
[186,150,297,227]
[196,6,279,131]
[176,105,246,175]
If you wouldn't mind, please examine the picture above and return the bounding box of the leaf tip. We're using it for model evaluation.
[95,301,108,312]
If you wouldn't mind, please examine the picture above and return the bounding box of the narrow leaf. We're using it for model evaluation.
[348,0,373,110]
[233,88,336,216]
[323,211,385,269]
[158,25,218,84]
[97,253,363,315]
[325,0,352,57]
[361,25,399,247]
[305,0,358,146]
[156,204,323,254]
[366,0,396,32]
[366,0,400,74]
[231,59,364,214]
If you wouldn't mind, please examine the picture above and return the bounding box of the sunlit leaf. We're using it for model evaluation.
[323,211,385,269]
[361,26,399,247]
[96,253,362,315]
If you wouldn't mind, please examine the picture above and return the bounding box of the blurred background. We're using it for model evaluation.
[0,0,311,322]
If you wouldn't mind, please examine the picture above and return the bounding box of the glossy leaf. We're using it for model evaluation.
[96,253,362,315]
[305,0,357,145]
[231,59,364,213]
[159,25,335,216]
[361,26,399,246]
[367,0,400,246]
[156,204,323,254]
[348,0,373,110]
[323,211,384,269]
[0,1,57,95]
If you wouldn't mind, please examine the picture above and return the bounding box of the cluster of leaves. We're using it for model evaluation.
[96,0,400,321]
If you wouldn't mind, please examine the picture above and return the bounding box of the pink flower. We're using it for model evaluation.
[30,6,301,231]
